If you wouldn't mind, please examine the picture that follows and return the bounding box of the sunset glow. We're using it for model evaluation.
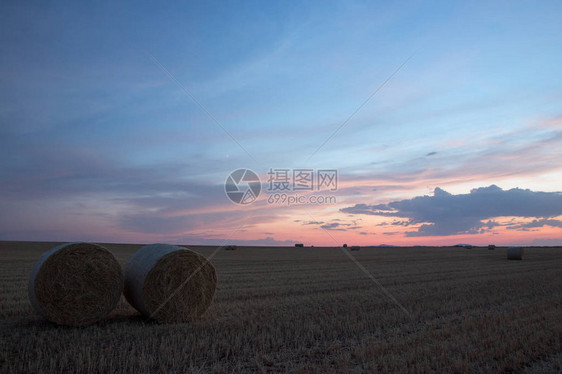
[1,2,561,246]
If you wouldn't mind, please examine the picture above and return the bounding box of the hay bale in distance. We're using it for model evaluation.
[28,242,123,326]
[295,243,304,248]
[507,246,523,260]
[488,244,496,250]
[454,244,473,249]
[124,244,217,323]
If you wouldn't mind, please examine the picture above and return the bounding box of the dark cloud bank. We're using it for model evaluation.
[341,185,562,236]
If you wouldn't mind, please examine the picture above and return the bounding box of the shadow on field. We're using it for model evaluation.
[12,312,158,332]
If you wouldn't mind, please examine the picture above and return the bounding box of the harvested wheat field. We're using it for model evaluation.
[1,241,562,373]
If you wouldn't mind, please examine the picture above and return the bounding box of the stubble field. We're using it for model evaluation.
[1,241,562,373]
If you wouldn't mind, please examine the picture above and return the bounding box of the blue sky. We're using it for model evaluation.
[1,1,561,245]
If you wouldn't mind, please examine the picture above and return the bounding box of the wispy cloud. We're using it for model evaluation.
[320,222,346,231]
[506,218,562,230]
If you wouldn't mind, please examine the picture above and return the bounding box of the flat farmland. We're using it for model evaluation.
[1,241,562,373]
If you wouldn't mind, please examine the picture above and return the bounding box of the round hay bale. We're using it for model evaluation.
[507,246,523,260]
[124,244,217,323]
[28,242,123,326]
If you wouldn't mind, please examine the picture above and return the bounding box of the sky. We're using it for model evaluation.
[1,1,561,246]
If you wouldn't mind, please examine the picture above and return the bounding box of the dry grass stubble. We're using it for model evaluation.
[2,242,562,373]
